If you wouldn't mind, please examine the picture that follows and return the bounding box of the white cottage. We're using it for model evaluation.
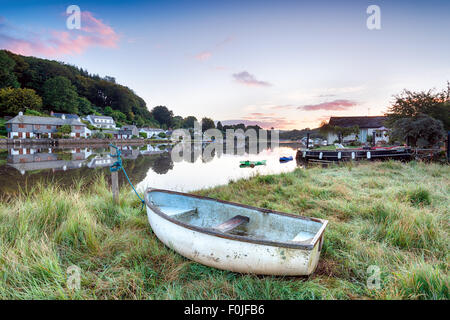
[326,116,389,144]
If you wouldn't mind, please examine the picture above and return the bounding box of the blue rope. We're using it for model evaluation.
[109,144,145,210]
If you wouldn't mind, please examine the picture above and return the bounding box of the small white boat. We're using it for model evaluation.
[145,188,328,276]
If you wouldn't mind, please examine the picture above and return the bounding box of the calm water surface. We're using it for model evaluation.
[0,142,303,195]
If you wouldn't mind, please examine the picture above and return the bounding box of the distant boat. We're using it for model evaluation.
[239,160,266,168]
[279,156,293,162]
[145,188,328,275]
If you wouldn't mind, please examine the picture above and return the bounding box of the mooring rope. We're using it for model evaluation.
[109,144,146,210]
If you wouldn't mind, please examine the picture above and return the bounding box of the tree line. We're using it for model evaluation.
[0,50,187,129]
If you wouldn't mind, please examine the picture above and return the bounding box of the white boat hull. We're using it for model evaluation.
[145,190,326,276]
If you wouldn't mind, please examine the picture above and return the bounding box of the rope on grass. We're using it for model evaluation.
[109,144,145,210]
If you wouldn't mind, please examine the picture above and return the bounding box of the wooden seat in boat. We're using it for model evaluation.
[159,206,197,219]
[291,231,314,244]
[213,215,249,233]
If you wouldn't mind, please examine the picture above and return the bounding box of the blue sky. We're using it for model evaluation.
[1,0,449,129]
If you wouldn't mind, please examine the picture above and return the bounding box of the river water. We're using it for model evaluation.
[0,142,303,195]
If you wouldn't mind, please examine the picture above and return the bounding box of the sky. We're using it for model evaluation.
[1,0,449,129]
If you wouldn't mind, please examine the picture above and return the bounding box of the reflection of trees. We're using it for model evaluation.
[151,153,174,174]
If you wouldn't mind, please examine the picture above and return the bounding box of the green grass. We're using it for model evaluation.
[0,161,448,299]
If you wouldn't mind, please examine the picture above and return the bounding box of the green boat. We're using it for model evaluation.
[239,160,266,167]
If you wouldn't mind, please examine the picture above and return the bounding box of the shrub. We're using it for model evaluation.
[349,140,362,147]
[139,132,147,139]
[57,124,72,134]
[52,132,63,139]
[104,133,113,139]
[91,132,105,139]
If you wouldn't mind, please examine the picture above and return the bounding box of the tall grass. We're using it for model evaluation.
[0,161,448,299]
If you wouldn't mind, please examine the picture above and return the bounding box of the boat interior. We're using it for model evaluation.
[147,190,325,245]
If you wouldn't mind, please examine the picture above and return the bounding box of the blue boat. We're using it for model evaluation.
[279,156,293,162]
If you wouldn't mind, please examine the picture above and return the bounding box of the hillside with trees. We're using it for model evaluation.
[0,50,159,127]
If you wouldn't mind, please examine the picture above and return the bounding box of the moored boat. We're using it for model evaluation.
[279,156,293,162]
[239,160,266,167]
[145,188,328,275]
[297,145,413,162]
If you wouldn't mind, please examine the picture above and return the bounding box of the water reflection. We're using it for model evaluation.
[0,142,302,195]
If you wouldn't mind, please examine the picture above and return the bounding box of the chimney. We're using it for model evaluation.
[19,111,23,116]
[50,111,54,116]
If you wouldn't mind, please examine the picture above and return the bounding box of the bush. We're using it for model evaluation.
[57,124,72,134]
[52,132,63,139]
[91,132,105,139]
[139,132,147,139]
[158,132,166,138]
[104,133,113,139]
[132,135,138,139]
[349,140,362,147]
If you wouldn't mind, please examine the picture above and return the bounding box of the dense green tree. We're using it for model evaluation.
[42,76,79,114]
[112,110,127,123]
[183,116,198,128]
[0,87,42,116]
[171,116,183,129]
[0,51,19,89]
[151,106,173,127]
[104,106,113,116]
[57,124,72,134]
[201,117,215,131]
[216,121,223,131]
[77,96,94,115]
[386,83,450,130]
[390,114,445,147]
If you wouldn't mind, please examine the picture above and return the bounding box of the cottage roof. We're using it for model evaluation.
[140,127,163,131]
[52,113,80,119]
[328,116,387,128]
[121,125,137,131]
[89,115,114,121]
[7,115,85,126]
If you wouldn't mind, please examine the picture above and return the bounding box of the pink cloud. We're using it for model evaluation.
[232,71,271,87]
[195,51,212,61]
[194,37,233,62]
[299,99,357,111]
[0,12,119,57]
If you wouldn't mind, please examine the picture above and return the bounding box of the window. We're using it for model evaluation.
[35,125,40,130]
[47,125,51,129]
[19,123,25,128]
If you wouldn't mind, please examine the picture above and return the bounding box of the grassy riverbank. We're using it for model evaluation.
[0,161,448,299]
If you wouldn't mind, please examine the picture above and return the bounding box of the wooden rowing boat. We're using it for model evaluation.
[145,188,328,275]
